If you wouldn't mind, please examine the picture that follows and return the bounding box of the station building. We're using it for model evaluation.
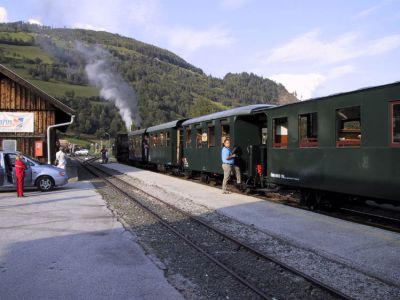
[0,64,75,162]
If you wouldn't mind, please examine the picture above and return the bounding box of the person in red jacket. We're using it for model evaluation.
[15,154,27,197]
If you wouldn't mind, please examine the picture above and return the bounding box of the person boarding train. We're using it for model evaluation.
[221,139,241,194]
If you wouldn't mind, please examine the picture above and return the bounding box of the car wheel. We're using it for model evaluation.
[37,176,54,192]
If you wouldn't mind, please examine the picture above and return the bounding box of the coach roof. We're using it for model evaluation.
[182,104,275,126]
[146,119,186,133]
[129,128,146,135]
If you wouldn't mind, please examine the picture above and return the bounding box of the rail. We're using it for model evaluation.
[78,158,353,300]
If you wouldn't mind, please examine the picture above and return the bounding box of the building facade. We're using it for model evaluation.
[0,64,74,161]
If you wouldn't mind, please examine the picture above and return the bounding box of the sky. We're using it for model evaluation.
[0,0,399,99]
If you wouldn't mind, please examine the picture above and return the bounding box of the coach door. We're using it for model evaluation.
[247,113,268,181]
[195,124,207,171]
[177,129,183,165]
[259,121,268,178]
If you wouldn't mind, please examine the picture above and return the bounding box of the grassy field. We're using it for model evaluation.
[0,31,34,43]
[5,64,99,98]
[28,79,99,98]
[107,45,141,58]
[0,44,53,63]
[60,135,92,147]
[0,42,100,98]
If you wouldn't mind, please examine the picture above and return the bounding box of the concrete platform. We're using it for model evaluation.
[0,181,182,300]
[104,163,400,288]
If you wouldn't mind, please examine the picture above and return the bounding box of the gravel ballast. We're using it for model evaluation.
[79,162,341,299]
[87,163,400,300]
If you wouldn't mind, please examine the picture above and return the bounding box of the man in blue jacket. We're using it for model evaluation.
[221,139,241,194]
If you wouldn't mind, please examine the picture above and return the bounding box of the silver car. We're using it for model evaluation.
[74,149,89,156]
[0,151,69,192]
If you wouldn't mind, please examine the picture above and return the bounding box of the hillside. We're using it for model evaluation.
[0,22,297,137]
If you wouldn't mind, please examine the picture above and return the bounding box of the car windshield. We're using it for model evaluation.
[24,155,43,165]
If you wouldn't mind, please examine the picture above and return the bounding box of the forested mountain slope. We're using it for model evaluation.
[0,22,297,136]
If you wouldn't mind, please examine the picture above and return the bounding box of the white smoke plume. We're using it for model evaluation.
[74,41,141,130]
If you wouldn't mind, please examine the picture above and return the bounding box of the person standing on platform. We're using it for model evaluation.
[105,148,109,164]
[15,154,27,197]
[55,146,67,169]
[100,146,108,164]
[221,139,241,194]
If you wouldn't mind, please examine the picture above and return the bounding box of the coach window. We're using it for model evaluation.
[221,124,230,145]
[208,126,215,147]
[273,117,288,148]
[392,101,400,146]
[129,138,133,151]
[135,137,139,149]
[261,128,268,144]
[299,113,318,148]
[129,138,133,152]
[159,132,165,147]
[135,138,141,155]
[185,129,191,148]
[196,128,203,148]
[149,134,153,147]
[135,136,139,146]
[153,134,159,148]
[336,106,361,147]
[166,132,170,146]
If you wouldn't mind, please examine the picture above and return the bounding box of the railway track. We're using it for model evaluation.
[185,174,400,234]
[264,195,400,234]
[257,193,400,234]
[82,156,400,233]
[337,207,400,231]
[78,158,352,300]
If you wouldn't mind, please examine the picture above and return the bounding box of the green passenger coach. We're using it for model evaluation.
[117,81,400,205]
[263,81,400,204]
[181,104,274,181]
[128,128,146,162]
[146,120,186,169]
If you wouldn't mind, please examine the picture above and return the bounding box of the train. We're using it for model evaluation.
[114,81,400,207]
